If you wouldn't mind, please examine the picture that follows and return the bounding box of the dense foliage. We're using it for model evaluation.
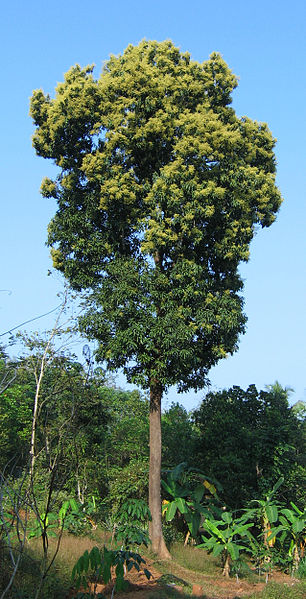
[193,383,305,509]
[1,343,305,512]
[1,338,305,597]
[30,39,282,393]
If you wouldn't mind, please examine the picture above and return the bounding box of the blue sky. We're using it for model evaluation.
[1,0,305,409]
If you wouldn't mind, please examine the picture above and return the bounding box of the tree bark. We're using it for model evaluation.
[149,380,171,559]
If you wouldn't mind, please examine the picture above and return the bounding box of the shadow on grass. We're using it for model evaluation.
[147,579,306,599]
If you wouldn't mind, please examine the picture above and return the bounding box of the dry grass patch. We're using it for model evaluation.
[2,528,111,598]
[29,528,109,568]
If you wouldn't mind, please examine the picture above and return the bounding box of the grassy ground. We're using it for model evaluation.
[1,531,305,599]
[0,529,109,598]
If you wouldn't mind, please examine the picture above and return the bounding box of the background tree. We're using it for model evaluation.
[0,377,33,471]
[193,384,304,509]
[0,346,17,395]
[30,39,282,557]
[162,403,197,468]
[100,387,150,514]
[284,400,306,509]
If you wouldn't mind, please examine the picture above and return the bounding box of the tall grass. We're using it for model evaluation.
[0,529,109,598]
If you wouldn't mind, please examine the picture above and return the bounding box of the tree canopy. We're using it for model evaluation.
[30,40,282,392]
[193,384,304,509]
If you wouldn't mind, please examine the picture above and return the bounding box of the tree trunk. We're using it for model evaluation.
[293,544,300,572]
[149,380,171,559]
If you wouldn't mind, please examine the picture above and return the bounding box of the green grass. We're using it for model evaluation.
[248,581,306,599]
[148,590,192,599]
[168,543,258,583]
[169,542,219,575]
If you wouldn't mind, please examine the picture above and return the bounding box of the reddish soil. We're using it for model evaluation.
[68,558,299,599]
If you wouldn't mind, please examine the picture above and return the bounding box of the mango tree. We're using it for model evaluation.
[30,39,282,557]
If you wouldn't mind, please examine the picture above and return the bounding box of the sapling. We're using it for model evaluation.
[72,545,151,598]
[113,498,151,550]
[198,511,254,578]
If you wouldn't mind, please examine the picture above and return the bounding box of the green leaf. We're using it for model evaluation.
[165,501,178,522]
[193,484,205,503]
[270,476,284,496]
[172,462,187,481]
[175,497,189,514]
[83,550,89,573]
[293,520,305,534]
[59,500,70,521]
[212,543,224,557]
[102,561,112,584]
[221,512,232,524]
[227,542,239,561]
[115,561,124,589]
[289,502,303,516]
[281,509,296,524]
[161,480,176,497]
[89,546,101,568]
[266,505,278,523]
[70,498,79,512]
[191,513,201,537]
[267,525,285,540]
[203,519,225,541]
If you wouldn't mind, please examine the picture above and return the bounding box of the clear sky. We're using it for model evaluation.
[1,0,305,409]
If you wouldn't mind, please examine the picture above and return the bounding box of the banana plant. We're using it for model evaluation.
[198,511,254,577]
[268,502,306,572]
[245,477,284,549]
[161,463,222,541]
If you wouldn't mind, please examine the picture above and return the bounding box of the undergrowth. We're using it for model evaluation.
[248,581,306,599]
[0,529,109,599]
[1,531,306,599]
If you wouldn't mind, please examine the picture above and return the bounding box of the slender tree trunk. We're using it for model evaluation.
[293,544,300,572]
[149,379,171,559]
[29,355,47,478]
[222,552,230,577]
[29,297,66,479]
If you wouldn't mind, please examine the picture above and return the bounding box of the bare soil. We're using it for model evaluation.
[68,557,299,599]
